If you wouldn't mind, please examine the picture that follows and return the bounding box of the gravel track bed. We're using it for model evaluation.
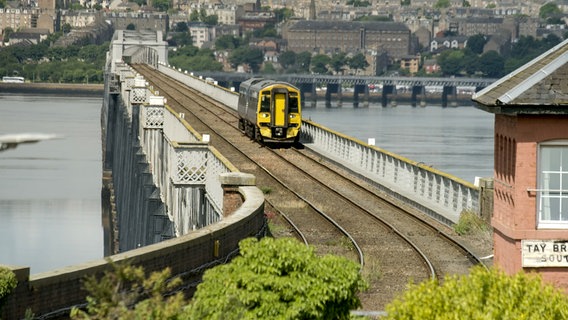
[134,65,493,311]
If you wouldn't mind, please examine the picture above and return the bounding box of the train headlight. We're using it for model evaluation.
[261,113,270,118]
[289,114,296,119]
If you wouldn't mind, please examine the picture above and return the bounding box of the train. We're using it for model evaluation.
[237,78,302,143]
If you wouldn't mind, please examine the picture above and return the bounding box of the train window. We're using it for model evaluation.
[260,93,271,112]
[289,93,299,112]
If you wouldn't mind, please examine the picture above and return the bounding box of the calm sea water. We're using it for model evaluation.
[0,94,103,274]
[0,94,493,274]
[303,101,495,184]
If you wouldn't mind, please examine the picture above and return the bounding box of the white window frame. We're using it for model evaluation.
[537,140,568,229]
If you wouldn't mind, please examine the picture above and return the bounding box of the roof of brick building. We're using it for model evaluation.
[287,20,409,32]
[473,38,568,114]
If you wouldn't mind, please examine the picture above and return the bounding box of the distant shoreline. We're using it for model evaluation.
[0,82,104,97]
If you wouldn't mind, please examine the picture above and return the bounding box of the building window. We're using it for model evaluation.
[538,141,568,228]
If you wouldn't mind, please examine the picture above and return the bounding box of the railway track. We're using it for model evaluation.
[132,64,487,311]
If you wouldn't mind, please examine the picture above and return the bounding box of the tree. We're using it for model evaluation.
[467,34,486,55]
[330,52,347,74]
[215,35,240,50]
[539,2,562,20]
[278,51,296,69]
[126,23,136,30]
[384,266,568,319]
[461,49,479,76]
[274,8,294,22]
[174,21,188,32]
[0,267,17,306]
[296,51,312,73]
[229,46,264,73]
[202,14,218,27]
[169,47,223,71]
[478,50,504,78]
[262,62,277,74]
[434,0,450,8]
[437,49,464,76]
[2,27,13,42]
[152,0,170,12]
[185,237,368,319]
[347,0,371,6]
[311,54,331,74]
[348,53,369,74]
[62,23,72,34]
[189,9,200,22]
[70,260,187,319]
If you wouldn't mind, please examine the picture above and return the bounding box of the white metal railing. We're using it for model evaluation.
[301,120,479,225]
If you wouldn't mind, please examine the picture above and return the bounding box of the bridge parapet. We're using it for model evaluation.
[300,120,480,226]
[112,65,238,237]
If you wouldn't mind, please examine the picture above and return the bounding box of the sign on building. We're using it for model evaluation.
[522,240,568,267]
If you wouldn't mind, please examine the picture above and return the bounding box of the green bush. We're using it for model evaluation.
[185,237,368,319]
[0,267,17,306]
[385,266,568,319]
[453,210,488,236]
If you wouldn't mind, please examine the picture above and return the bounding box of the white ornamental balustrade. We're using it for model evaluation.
[170,144,210,185]
[167,143,231,231]
[130,76,148,105]
[142,95,165,129]
[301,119,479,225]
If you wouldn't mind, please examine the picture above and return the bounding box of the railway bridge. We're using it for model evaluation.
[1,31,494,319]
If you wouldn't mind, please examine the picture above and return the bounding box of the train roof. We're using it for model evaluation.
[239,77,300,93]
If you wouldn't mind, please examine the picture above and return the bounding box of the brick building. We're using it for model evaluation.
[473,38,568,291]
[283,20,411,59]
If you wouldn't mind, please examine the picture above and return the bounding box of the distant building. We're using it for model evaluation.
[483,29,511,55]
[0,7,57,34]
[423,58,441,74]
[8,28,49,45]
[103,12,169,33]
[215,24,241,38]
[189,22,215,48]
[283,20,411,60]
[237,11,275,33]
[453,17,504,37]
[430,36,468,53]
[400,55,420,74]
[60,10,98,28]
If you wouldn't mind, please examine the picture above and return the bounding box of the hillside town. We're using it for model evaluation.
[0,0,564,76]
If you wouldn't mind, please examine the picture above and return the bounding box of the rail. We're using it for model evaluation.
[300,120,480,225]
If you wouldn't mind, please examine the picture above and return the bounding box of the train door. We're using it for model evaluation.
[273,92,287,127]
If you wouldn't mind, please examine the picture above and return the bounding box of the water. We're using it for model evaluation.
[0,94,103,274]
[0,94,492,274]
[303,102,494,183]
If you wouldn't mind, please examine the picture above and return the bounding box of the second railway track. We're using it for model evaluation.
[132,64,490,311]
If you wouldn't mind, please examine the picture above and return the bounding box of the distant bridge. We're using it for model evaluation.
[189,72,496,88]
[186,71,497,107]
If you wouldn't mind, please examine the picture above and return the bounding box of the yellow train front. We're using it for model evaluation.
[237,78,302,143]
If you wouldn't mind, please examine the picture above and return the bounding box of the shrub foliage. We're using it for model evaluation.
[0,267,17,300]
[385,266,568,319]
[185,237,368,319]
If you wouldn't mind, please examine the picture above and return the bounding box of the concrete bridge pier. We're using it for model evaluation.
[442,85,457,107]
[325,83,342,107]
[382,85,396,107]
[353,84,368,108]
[411,85,426,107]
[298,82,316,108]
